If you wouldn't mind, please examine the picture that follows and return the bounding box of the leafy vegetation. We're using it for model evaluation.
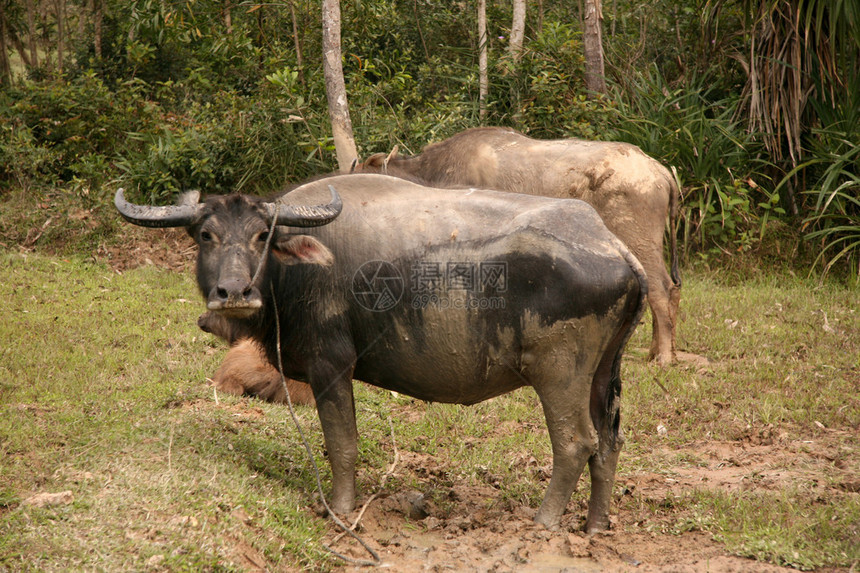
[0,0,857,278]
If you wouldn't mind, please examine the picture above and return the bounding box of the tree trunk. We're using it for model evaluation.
[0,1,12,85]
[610,0,616,37]
[93,0,103,58]
[78,0,86,39]
[9,28,33,68]
[55,0,65,74]
[290,0,304,84]
[583,0,606,95]
[322,0,358,172]
[223,0,233,34]
[27,0,39,68]
[536,0,544,35]
[477,0,488,118]
[510,0,526,62]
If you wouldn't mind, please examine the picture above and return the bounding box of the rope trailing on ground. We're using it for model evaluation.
[270,283,382,567]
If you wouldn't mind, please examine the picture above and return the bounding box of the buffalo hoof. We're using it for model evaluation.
[585,519,610,534]
[533,510,562,530]
[313,498,354,519]
[648,350,676,366]
[327,496,356,518]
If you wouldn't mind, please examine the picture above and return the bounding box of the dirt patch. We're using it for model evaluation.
[627,432,858,502]
[95,227,197,273]
[318,434,853,572]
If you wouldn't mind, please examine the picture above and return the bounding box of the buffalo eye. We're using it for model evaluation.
[200,230,213,243]
[257,231,270,243]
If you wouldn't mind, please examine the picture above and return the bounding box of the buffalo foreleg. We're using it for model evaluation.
[311,363,359,516]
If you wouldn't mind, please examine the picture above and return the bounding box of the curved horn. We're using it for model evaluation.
[385,144,400,164]
[114,188,202,228]
[265,185,343,227]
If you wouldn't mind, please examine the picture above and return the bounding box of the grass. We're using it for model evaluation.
[624,271,859,440]
[0,251,858,570]
[0,254,333,570]
[699,487,859,570]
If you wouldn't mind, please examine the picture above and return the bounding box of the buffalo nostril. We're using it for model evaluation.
[209,279,261,312]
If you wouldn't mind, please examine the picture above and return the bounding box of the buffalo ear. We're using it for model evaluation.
[273,235,334,266]
[363,153,387,169]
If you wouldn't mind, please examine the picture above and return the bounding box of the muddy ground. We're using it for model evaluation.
[94,229,854,572]
[321,434,854,573]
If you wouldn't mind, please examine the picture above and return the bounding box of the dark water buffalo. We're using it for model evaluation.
[198,311,315,406]
[358,127,681,364]
[115,173,646,531]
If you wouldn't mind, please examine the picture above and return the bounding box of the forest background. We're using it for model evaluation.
[1,2,859,569]
[0,0,858,279]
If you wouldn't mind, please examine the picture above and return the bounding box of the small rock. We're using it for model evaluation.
[404,491,429,520]
[22,491,73,507]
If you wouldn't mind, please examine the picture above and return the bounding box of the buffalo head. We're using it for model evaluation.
[115,187,342,318]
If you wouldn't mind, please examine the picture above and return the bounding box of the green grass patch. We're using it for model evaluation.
[0,251,857,569]
[697,487,860,570]
[619,486,860,569]
[623,271,859,444]
[0,253,335,571]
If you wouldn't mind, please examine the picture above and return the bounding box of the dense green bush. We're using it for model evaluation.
[607,67,782,256]
[1,0,857,276]
[792,88,860,276]
[0,73,162,198]
[496,22,617,140]
[0,72,331,204]
[116,87,330,204]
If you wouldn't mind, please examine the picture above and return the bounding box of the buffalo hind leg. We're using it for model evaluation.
[531,353,601,529]
[585,321,628,533]
[585,431,624,532]
[642,256,677,365]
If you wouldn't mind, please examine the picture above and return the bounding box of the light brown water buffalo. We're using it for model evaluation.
[198,311,315,406]
[358,127,681,365]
